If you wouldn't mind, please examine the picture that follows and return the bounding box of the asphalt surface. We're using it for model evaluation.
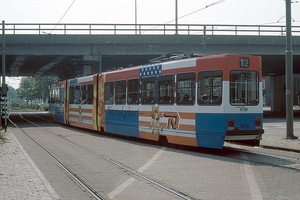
[0,115,299,200]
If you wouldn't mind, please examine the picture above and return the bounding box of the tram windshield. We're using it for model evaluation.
[230,70,259,106]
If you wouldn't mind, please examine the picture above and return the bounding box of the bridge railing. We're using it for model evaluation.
[1,23,300,36]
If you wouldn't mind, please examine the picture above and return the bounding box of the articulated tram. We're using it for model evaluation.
[49,54,264,149]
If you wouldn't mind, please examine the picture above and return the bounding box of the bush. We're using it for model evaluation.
[10,100,49,111]
[0,132,8,146]
[11,99,25,108]
[40,103,49,111]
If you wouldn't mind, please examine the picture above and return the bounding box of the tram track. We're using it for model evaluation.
[14,112,300,173]
[8,113,195,200]
[8,112,300,200]
[9,114,106,200]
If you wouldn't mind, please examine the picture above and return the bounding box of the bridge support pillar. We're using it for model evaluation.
[83,54,102,75]
[83,65,91,76]
[273,75,286,112]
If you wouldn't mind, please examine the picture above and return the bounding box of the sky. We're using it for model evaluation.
[1,0,300,89]
[1,0,300,25]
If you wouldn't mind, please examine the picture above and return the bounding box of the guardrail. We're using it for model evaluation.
[1,23,300,36]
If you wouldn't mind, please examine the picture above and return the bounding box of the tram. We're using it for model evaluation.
[48,80,67,124]
[49,54,264,149]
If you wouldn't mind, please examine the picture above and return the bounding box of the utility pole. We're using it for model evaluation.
[175,0,178,35]
[1,20,7,131]
[203,25,206,55]
[135,0,137,34]
[285,0,298,139]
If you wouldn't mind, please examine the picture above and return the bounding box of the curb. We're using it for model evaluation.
[261,145,300,153]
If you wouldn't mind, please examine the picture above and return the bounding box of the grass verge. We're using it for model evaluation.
[0,131,8,145]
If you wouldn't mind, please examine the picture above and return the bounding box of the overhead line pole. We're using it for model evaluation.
[285,0,297,139]
[135,0,137,34]
[2,20,7,131]
[175,0,178,35]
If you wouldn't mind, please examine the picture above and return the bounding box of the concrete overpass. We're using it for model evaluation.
[2,23,300,112]
[1,23,300,79]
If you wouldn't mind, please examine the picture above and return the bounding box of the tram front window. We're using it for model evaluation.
[230,70,259,106]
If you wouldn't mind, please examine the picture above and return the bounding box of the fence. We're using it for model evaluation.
[1,23,300,36]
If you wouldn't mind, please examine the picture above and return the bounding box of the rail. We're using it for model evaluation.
[1,23,300,36]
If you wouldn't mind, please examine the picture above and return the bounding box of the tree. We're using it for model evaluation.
[7,86,18,100]
[17,77,33,102]
[17,76,58,103]
[7,86,19,109]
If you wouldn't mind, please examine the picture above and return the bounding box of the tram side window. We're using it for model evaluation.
[176,72,195,105]
[198,70,222,105]
[230,70,259,105]
[141,77,156,104]
[59,88,64,103]
[115,80,126,105]
[55,89,59,103]
[49,89,59,103]
[158,75,174,105]
[81,85,87,104]
[69,87,74,104]
[73,86,81,104]
[104,82,114,105]
[87,84,93,104]
[68,84,93,104]
[80,84,93,104]
[128,79,139,104]
[51,89,58,103]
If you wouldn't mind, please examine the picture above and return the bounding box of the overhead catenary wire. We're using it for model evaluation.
[146,0,226,33]
[165,0,226,25]
[50,0,76,34]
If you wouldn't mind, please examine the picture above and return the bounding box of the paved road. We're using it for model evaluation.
[1,113,300,200]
